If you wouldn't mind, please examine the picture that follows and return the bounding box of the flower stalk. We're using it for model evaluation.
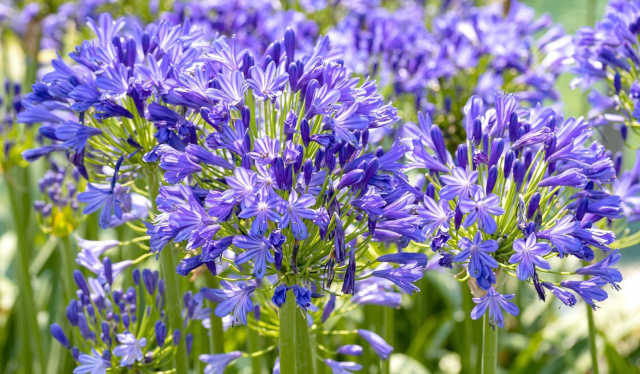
[145,168,190,374]
[279,289,316,374]
[481,314,498,374]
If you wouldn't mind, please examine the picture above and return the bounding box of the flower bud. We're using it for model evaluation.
[473,118,482,146]
[509,112,519,143]
[284,28,296,64]
[51,324,71,349]
[614,71,621,94]
[300,118,310,147]
[425,183,435,200]
[272,284,288,308]
[513,159,525,191]
[488,139,504,167]
[486,165,498,194]
[457,144,468,170]
[527,192,541,219]
[430,125,447,164]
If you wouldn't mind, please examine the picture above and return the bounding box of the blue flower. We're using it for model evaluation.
[453,232,498,278]
[207,71,247,106]
[73,349,109,374]
[537,215,582,257]
[77,183,123,229]
[459,191,505,235]
[112,332,146,366]
[541,282,577,307]
[246,61,289,101]
[272,284,288,308]
[55,121,102,153]
[357,329,393,360]
[470,286,519,328]
[576,250,622,290]
[560,278,609,310]
[237,188,282,236]
[372,261,425,294]
[224,167,258,203]
[439,167,479,200]
[292,284,312,309]
[209,281,255,326]
[200,351,243,374]
[419,195,453,233]
[324,359,363,374]
[233,235,274,279]
[279,191,317,240]
[508,234,551,281]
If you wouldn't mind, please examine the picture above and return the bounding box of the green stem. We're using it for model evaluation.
[279,292,297,374]
[586,305,599,374]
[381,307,393,374]
[206,277,225,354]
[145,170,189,374]
[294,304,315,374]
[248,328,262,374]
[481,315,498,374]
[59,235,77,304]
[279,290,316,374]
[7,169,45,374]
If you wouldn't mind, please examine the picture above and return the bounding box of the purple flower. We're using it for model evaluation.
[541,282,577,307]
[324,359,363,374]
[112,332,146,366]
[357,329,393,360]
[279,191,317,240]
[372,262,425,294]
[292,284,312,309]
[537,215,582,257]
[305,84,340,119]
[440,167,478,200]
[73,349,108,374]
[459,192,505,235]
[246,61,289,100]
[50,324,70,349]
[77,184,123,229]
[419,195,453,233]
[508,234,551,281]
[200,351,243,374]
[470,286,519,329]
[233,235,274,279]
[560,278,609,310]
[576,250,622,290]
[272,284,288,308]
[336,345,363,356]
[207,71,247,106]
[238,188,282,236]
[55,121,102,153]
[248,137,280,165]
[539,168,587,188]
[225,167,258,203]
[159,147,202,184]
[453,232,498,278]
[208,281,255,326]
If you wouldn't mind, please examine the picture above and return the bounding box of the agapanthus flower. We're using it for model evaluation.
[50,267,202,372]
[405,94,624,328]
[200,351,243,374]
[470,287,519,329]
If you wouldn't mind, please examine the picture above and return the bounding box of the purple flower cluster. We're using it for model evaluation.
[51,264,207,373]
[330,0,572,142]
[406,93,623,328]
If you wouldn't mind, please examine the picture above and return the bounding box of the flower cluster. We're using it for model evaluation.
[330,0,572,146]
[51,264,206,373]
[406,93,624,328]
[571,1,640,135]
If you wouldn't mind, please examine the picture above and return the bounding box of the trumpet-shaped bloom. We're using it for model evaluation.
[470,287,519,328]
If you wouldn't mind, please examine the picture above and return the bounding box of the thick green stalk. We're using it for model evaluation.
[7,168,45,374]
[145,170,189,373]
[58,235,77,304]
[381,307,394,374]
[294,304,315,374]
[279,290,316,374]
[586,305,599,374]
[248,328,263,374]
[279,292,297,374]
[481,315,498,374]
[206,277,226,354]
